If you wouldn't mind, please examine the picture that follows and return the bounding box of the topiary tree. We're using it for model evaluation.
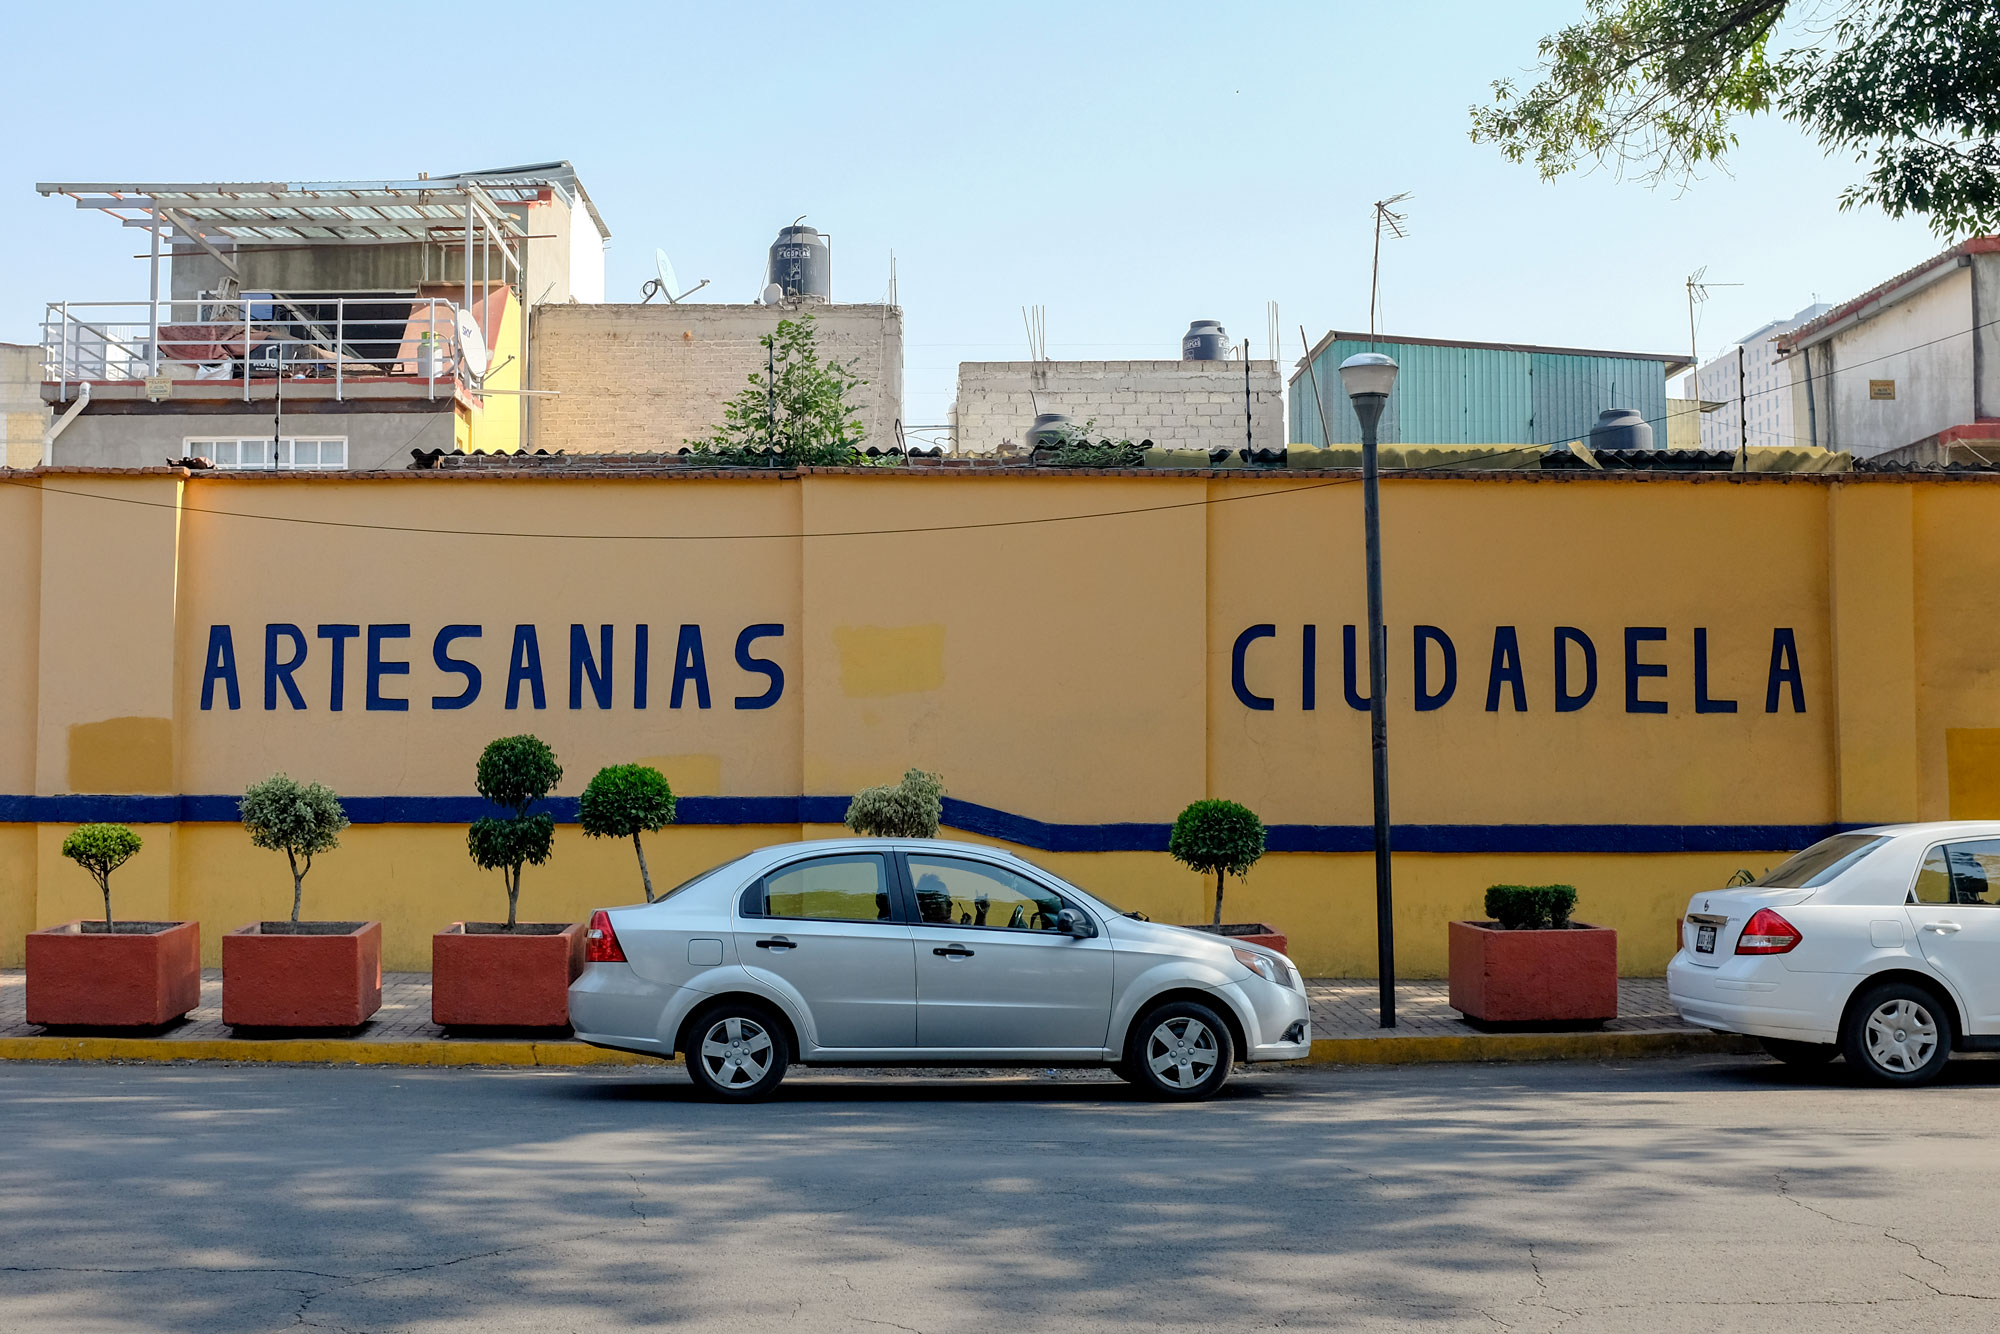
[467,735,563,929]
[1169,799,1267,926]
[844,769,945,839]
[60,823,143,928]
[240,775,349,924]
[579,764,677,902]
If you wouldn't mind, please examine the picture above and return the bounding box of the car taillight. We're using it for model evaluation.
[585,909,626,963]
[1736,908,1802,955]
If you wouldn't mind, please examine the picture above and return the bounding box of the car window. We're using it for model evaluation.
[748,854,892,923]
[906,855,1069,932]
[1913,840,2000,905]
[1752,834,1890,889]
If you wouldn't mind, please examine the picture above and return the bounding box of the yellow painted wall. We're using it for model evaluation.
[6,468,1997,976]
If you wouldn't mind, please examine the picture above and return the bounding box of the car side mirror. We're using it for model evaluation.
[1057,908,1097,938]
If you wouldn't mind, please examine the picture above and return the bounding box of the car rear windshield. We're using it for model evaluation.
[1752,834,1890,889]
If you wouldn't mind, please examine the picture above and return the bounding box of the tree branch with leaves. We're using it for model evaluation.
[687,315,870,467]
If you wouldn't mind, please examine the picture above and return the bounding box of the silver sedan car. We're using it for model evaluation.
[570,837,1312,1100]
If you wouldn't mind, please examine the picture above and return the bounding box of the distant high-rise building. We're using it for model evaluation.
[1681,303,1832,450]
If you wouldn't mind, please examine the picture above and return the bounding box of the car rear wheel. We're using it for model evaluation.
[1123,1000,1234,1101]
[1760,1037,1838,1067]
[684,1002,789,1101]
[1840,982,1952,1086]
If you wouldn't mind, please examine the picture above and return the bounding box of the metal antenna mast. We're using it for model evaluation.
[1685,268,1742,444]
[1370,193,1412,341]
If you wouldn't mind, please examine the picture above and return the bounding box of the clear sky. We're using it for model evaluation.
[0,0,1956,441]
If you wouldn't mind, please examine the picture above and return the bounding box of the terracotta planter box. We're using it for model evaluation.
[222,921,382,1029]
[1181,923,1289,955]
[25,920,202,1029]
[432,922,585,1029]
[1448,919,1618,1025]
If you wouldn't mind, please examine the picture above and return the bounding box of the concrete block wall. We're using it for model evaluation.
[953,360,1284,454]
[531,303,904,453]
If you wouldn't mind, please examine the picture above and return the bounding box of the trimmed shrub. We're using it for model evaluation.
[1484,884,1579,931]
[467,735,563,929]
[579,764,677,902]
[240,775,349,924]
[1169,799,1267,926]
[845,770,945,839]
[60,823,143,927]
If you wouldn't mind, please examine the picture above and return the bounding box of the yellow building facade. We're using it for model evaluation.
[2,465,1991,976]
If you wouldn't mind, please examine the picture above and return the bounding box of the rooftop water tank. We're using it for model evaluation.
[769,223,831,302]
[1587,408,1655,453]
[1026,413,1073,447]
[1182,320,1231,360]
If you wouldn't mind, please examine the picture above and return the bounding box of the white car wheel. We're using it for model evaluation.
[1841,982,1952,1086]
[1123,1000,1234,1100]
[685,1004,789,1100]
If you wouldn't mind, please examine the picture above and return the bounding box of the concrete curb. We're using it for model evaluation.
[1305,1028,1759,1065]
[0,1028,1754,1070]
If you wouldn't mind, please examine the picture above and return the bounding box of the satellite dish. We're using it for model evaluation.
[455,309,489,379]
[656,248,681,301]
[761,282,785,306]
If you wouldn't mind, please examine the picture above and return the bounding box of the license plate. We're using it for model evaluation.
[1696,924,1717,954]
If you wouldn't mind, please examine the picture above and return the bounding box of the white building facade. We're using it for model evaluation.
[1682,303,1830,450]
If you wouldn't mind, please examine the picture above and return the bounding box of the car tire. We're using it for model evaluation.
[1839,981,1953,1086]
[1122,1000,1234,1101]
[682,1001,789,1101]
[1760,1037,1838,1067]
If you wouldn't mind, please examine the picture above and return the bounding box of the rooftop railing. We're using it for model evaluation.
[42,292,467,402]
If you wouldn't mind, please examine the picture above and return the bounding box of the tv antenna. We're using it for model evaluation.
[1685,267,1743,382]
[1369,193,1411,340]
[642,247,710,304]
[1022,304,1048,361]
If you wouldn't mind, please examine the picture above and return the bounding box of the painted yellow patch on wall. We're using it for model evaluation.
[835,625,946,697]
[635,754,723,797]
[1946,729,2000,817]
[67,716,173,793]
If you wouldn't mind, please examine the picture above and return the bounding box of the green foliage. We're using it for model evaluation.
[687,316,868,466]
[469,735,563,928]
[60,823,143,927]
[1036,418,1147,468]
[239,774,348,923]
[1727,867,1758,887]
[1470,0,2000,237]
[844,769,945,839]
[1169,799,1267,926]
[579,764,677,901]
[1484,884,1581,931]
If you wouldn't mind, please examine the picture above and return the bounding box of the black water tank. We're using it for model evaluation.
[1182,320,1231,360]
[769,224,831,301]
[1027,413,1073,446]
[1587,408,1655,453]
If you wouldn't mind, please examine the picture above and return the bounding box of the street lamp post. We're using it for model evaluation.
[1338,352,1401,1028]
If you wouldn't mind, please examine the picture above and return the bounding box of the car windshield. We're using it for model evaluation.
[1752,834,1890,889]
[1004,855,1126,915]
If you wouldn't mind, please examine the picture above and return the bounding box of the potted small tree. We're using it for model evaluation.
[26,824,201,1029]
[222,775,373,1030]
[578,763,677,902]
[1448,885,1617,1026]
[433,734,583,1030]
[1168,799,1286,953]
[844,769,945,839]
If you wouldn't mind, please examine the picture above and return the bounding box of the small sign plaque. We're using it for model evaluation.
[143,375,173,402]
[1869,379,1897,401]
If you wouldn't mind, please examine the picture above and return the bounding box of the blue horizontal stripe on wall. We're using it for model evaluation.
[0,793,1841,856]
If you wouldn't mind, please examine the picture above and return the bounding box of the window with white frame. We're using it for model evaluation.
[186,437,348,470]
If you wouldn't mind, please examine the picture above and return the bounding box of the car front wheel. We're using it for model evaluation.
[1123,1000,1234,1101]
[1840,982,1952,1086]
[684,1003,789,1101]
[1760,1037,1838,1067]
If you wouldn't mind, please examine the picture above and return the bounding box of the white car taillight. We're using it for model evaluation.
[1735,908,1802,955]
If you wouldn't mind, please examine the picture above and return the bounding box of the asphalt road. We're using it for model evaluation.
[3,1055,1998,1333]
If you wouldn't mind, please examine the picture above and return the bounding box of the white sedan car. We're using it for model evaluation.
[1669,822,2000,1084]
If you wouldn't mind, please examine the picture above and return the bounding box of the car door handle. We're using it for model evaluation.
[932,945,975,958]
[754,937,797,950]
[1921,921,1963,934]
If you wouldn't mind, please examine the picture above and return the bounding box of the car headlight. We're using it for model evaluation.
[1231,946,1284,985]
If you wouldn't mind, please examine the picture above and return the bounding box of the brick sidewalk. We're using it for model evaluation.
[0,970,1695,1046]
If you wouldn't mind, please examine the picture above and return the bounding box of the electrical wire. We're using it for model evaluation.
[13,310,1997,544]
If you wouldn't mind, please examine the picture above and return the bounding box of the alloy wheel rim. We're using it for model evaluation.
[1864,998,1938,1073]
[1146,1016,1218,1088]
[701,1015,773,1087]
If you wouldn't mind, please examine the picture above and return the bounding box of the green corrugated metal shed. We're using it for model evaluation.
[1291,333,1690,450]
